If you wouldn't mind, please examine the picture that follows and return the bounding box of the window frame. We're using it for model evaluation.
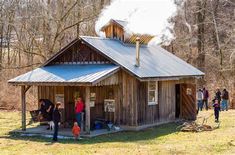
[147,81,158,105]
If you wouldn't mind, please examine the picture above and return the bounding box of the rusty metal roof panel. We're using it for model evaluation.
[81,36,204,78]
[8,64,119,84]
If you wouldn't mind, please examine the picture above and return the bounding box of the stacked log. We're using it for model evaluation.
[179,122,214,132]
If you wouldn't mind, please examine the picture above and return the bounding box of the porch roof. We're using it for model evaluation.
[8,64,119,86]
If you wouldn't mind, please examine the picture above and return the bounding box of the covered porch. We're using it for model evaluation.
[8,64,120,135]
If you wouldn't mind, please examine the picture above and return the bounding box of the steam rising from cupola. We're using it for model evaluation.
[100,19,154,45]
[95,0,177,45]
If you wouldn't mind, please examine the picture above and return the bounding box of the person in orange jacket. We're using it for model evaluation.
[72,122,81,140]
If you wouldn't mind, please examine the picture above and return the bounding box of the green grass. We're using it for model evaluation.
[0,110,235,155]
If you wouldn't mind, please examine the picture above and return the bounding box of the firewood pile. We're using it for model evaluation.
[177,114,220,132]
[179,122,213,132]
[228,140,235,146]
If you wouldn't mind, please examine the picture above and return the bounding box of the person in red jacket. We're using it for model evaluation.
[75,97,84,127]
[72,122,81,140]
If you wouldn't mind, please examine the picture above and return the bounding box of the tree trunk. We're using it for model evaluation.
[0,4,3,70]
[0,24,3,70]
[77,0,81,38]
[196,0,207,87]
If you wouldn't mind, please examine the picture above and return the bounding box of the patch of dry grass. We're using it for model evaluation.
[0,110,235,155]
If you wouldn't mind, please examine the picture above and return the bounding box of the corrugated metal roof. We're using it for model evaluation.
[81,36,204,78]
[101,19,128,31]
[8,64,119,84]
[113,19,128,28]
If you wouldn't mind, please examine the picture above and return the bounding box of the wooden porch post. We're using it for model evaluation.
[21,86,26,131]
[21,85,31,131]
[85,86,90,134]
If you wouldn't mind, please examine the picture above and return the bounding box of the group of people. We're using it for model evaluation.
[196,88,209,111]
[38,97,85,142]
[38,99,61,142]
[197,87,230,122]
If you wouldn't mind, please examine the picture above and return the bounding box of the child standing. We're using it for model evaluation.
[72,122,81,140]
[213,99,220,122]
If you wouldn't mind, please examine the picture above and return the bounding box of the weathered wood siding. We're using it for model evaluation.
[38,74,197,127]
[38,86,64,104]
[114,71,138,126]
[180,84,197,120]
[63,85,120,127]
[48,41,111,65]
[38,85,120,127]
[38,86,66,122]
[63,86,85,123]
[158,81,176,122]
[104,23,124,41]
[137,81,159,125]
[95,72,119,86]
[137,79,196,125]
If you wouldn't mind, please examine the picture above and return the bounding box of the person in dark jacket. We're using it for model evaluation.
[215,89,221,104]
[52,102,61,142]
[221,89,229,111]
[213,99,220,122]
[202,87,209,110]
[39,99,54,130]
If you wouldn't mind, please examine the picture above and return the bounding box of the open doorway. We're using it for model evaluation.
[175,84,181,118]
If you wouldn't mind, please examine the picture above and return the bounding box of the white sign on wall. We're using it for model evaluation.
[104,99,115,112]
[55,94,64,108]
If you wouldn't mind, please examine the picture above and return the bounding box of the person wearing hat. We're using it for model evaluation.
[52,102,61,142]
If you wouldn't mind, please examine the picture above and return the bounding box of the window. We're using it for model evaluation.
[148,81,158,105]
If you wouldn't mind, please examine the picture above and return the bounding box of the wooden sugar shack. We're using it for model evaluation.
[9,19,204,134]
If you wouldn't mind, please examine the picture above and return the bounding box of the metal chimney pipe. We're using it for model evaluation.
[135,37,140,67]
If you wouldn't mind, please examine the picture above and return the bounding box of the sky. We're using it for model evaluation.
[95,0,177,44]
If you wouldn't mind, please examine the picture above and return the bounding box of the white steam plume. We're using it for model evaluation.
[95,0,177,45]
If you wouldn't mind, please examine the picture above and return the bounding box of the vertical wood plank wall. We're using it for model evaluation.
[137,81,159,125]
[117,71,138,126]
[38,85,119,127]
[180,84,197,120]
[49,41,111,65]
[104,23,124,41]
[158,81,176,122]
[38,86,65,122]
[38,74,197,127]
[38,86,64,105]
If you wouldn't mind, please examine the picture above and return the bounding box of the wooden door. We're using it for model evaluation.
[180,84,197,120]
[175,84,181,118]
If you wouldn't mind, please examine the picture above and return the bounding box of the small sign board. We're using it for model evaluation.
[73,91,80,100]
[104,99,115,112]
[90,93,96,100]
[90,92,96,107]
[90,101,95,107]
[186,88,192,95]
[55,94,65,108]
